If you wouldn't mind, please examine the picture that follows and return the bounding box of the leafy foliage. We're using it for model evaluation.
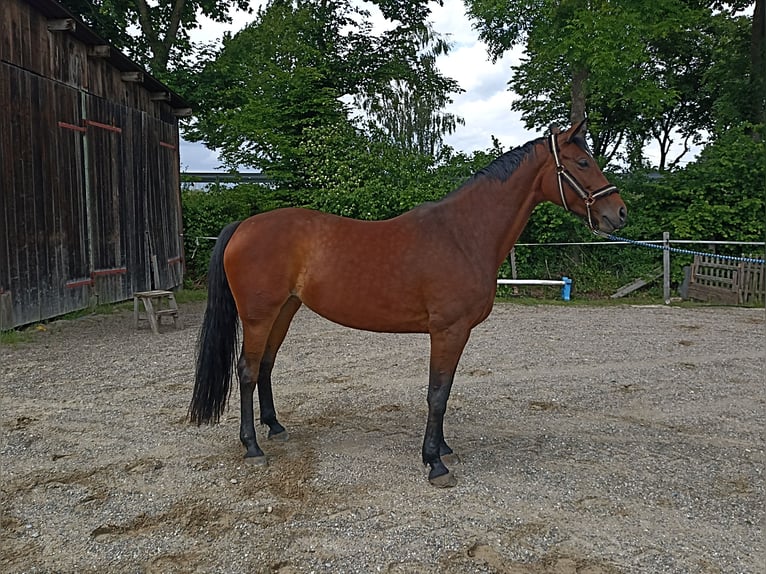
[181,183,272,284]
[292,123,495,219]
[644,123,766,245]
[464,0,757,171]
[184,0,461,195]
[57,0,251,74]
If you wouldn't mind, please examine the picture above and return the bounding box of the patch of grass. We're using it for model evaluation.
[56,302,132,322]
[54,289,206,321]
[495,292,762,308]
[1,290,207,345]
[495,293,667,306]
[0,329,33,344]
[174,288,208,303]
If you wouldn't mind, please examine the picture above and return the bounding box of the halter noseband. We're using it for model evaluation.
[548,133,618,230]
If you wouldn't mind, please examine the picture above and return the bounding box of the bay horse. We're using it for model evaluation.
[189,120,627,487]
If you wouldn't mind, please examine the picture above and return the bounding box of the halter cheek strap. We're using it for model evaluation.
[548,133,618,229]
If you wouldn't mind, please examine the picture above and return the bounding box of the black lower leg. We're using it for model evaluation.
[257,357,286,438]
[238,354,264,459]
[422,373,454,481]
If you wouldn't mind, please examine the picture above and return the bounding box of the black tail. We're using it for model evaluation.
[189,221,242,425]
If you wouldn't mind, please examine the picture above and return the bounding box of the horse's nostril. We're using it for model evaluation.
[619,205,627,225]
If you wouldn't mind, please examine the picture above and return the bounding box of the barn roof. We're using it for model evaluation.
[23,0,191,113]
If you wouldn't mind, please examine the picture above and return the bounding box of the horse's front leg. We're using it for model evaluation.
[423,327,470,487]
[423,370,456,486]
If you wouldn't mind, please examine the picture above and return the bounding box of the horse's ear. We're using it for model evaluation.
[549,123,562,135]
[567,118,588,142]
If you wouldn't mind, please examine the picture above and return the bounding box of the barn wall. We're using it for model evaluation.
[0,0,185,329]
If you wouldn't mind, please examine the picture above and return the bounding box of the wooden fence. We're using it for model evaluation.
[686,255,766,305]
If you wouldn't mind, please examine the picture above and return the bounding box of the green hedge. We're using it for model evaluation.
[181,183,266,286]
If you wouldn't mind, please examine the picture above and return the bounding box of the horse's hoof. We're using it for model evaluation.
[429,471,457,488]
[268,429,289,442]
[244,454,268,466]
[440,452,461,466]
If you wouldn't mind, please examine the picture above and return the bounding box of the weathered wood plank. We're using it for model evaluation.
[611,267,663,299]
[687,283,740,305]
[3,0,184,327]
[46,18,75,32]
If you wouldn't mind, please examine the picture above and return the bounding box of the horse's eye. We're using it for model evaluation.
[577,158,589,168]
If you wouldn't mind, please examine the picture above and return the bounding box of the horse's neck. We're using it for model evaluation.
[439,159,544,271]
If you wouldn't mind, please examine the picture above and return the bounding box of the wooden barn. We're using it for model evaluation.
[0,0,190,329]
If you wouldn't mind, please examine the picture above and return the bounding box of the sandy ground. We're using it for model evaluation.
[0,300,764,574]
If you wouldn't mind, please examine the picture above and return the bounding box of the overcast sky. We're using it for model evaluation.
[179,0,539,172]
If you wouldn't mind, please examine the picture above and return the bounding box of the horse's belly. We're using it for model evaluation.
[299,277,430,334]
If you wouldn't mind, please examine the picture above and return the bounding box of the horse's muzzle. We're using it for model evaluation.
[597,202,627,233]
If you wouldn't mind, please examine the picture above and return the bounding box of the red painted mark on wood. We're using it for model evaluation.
[159,141,176,150]
[84,120,122,133]
[65,278,94,289]
[91,267,127,277]
[58,121,87,133]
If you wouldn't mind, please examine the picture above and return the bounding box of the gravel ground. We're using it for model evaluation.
[0,300,764,574]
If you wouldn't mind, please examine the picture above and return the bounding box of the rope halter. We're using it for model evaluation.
[548,132,619,230]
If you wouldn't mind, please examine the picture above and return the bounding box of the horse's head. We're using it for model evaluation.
[543,120,627,233]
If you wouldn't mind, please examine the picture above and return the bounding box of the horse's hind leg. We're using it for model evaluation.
[257,296,302,440]
[237,346,265,463]
[237,311,284,464]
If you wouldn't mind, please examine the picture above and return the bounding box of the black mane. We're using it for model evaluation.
[471,136,546,183]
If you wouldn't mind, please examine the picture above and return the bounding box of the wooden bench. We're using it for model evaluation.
[133,290,181,334]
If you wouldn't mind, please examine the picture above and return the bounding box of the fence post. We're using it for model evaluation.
[509,248,518,280]
[663,231,671,304]
[561,277,572,301]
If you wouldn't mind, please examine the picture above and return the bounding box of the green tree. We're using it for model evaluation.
[464,0,754,169]
[356,24,463,156]
[644,123,766,243]
[751,0,766,127]
[184,0,352,186]
[703,1,765,134]
[185,0,460,192]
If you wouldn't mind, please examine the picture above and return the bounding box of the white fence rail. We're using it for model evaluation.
[497,278,572,301]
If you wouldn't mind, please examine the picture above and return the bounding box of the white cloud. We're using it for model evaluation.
[179,138,225,172]
[430,0,480,47]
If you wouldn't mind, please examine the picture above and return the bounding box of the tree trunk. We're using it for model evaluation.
[135,0,186,74]
[570,66,588,124]
[751,0,766,128]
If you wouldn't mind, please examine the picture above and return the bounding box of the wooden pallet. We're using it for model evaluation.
[740,260,766,305]
[686,255,765,305]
